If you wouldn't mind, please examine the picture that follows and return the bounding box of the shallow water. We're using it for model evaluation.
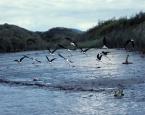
[0,49,145,115]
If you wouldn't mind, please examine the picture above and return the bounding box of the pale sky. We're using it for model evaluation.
[0,0,145,31]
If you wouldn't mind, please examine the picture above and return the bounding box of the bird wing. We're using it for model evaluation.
[102,51,110,55]
[97,53,102,60]
[50,58,57,62]
[79,47,83,52]
[20,56,27,62]
[58,44,67,49]
[52,48,58,53]
[46,56,50,61]
[47,48,52,53]
[97,54,100,59]
[83,48,91,52]
[14,60,19,62]
[35,59,41,63]
[100,55,103,60]
[58,53,66,59]
[23,55,33,60]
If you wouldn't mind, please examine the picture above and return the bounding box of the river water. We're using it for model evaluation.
[0,49,145,115]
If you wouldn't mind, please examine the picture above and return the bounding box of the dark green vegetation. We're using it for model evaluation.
[0,12,145,52]
[83,12,145,49]
[0,24,83,52]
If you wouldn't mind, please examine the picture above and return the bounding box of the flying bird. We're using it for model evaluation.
[48,47,58,55]
[14,55,29,63]
[33,59,41,63]
[58,53,73,63]
[58,44,73,56]
[46,56,56,63]
[22,55,41,63]
[65,37,79,48]
[79,48,91,54]
[58,44,71,51]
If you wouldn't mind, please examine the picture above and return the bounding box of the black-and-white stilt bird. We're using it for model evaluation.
[65,37,79,49]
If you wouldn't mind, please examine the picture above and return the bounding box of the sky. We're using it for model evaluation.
[0,0,145,31]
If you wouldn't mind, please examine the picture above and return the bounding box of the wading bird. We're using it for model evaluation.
[46,56,56,63]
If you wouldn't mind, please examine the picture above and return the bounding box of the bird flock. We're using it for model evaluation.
[14,37,113,65]
[14,37,135,66]
[13,37,136,97]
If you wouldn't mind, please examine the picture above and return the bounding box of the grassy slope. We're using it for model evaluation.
[83,12,145,49]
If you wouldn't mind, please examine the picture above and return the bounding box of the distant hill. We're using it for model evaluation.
[40,27,83,43]
[0,24,83,52]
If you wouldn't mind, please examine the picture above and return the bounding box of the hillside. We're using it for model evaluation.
[81,12,145,49]
[0,24,83,52]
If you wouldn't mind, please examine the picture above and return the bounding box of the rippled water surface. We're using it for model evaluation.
[0,49,145,115]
